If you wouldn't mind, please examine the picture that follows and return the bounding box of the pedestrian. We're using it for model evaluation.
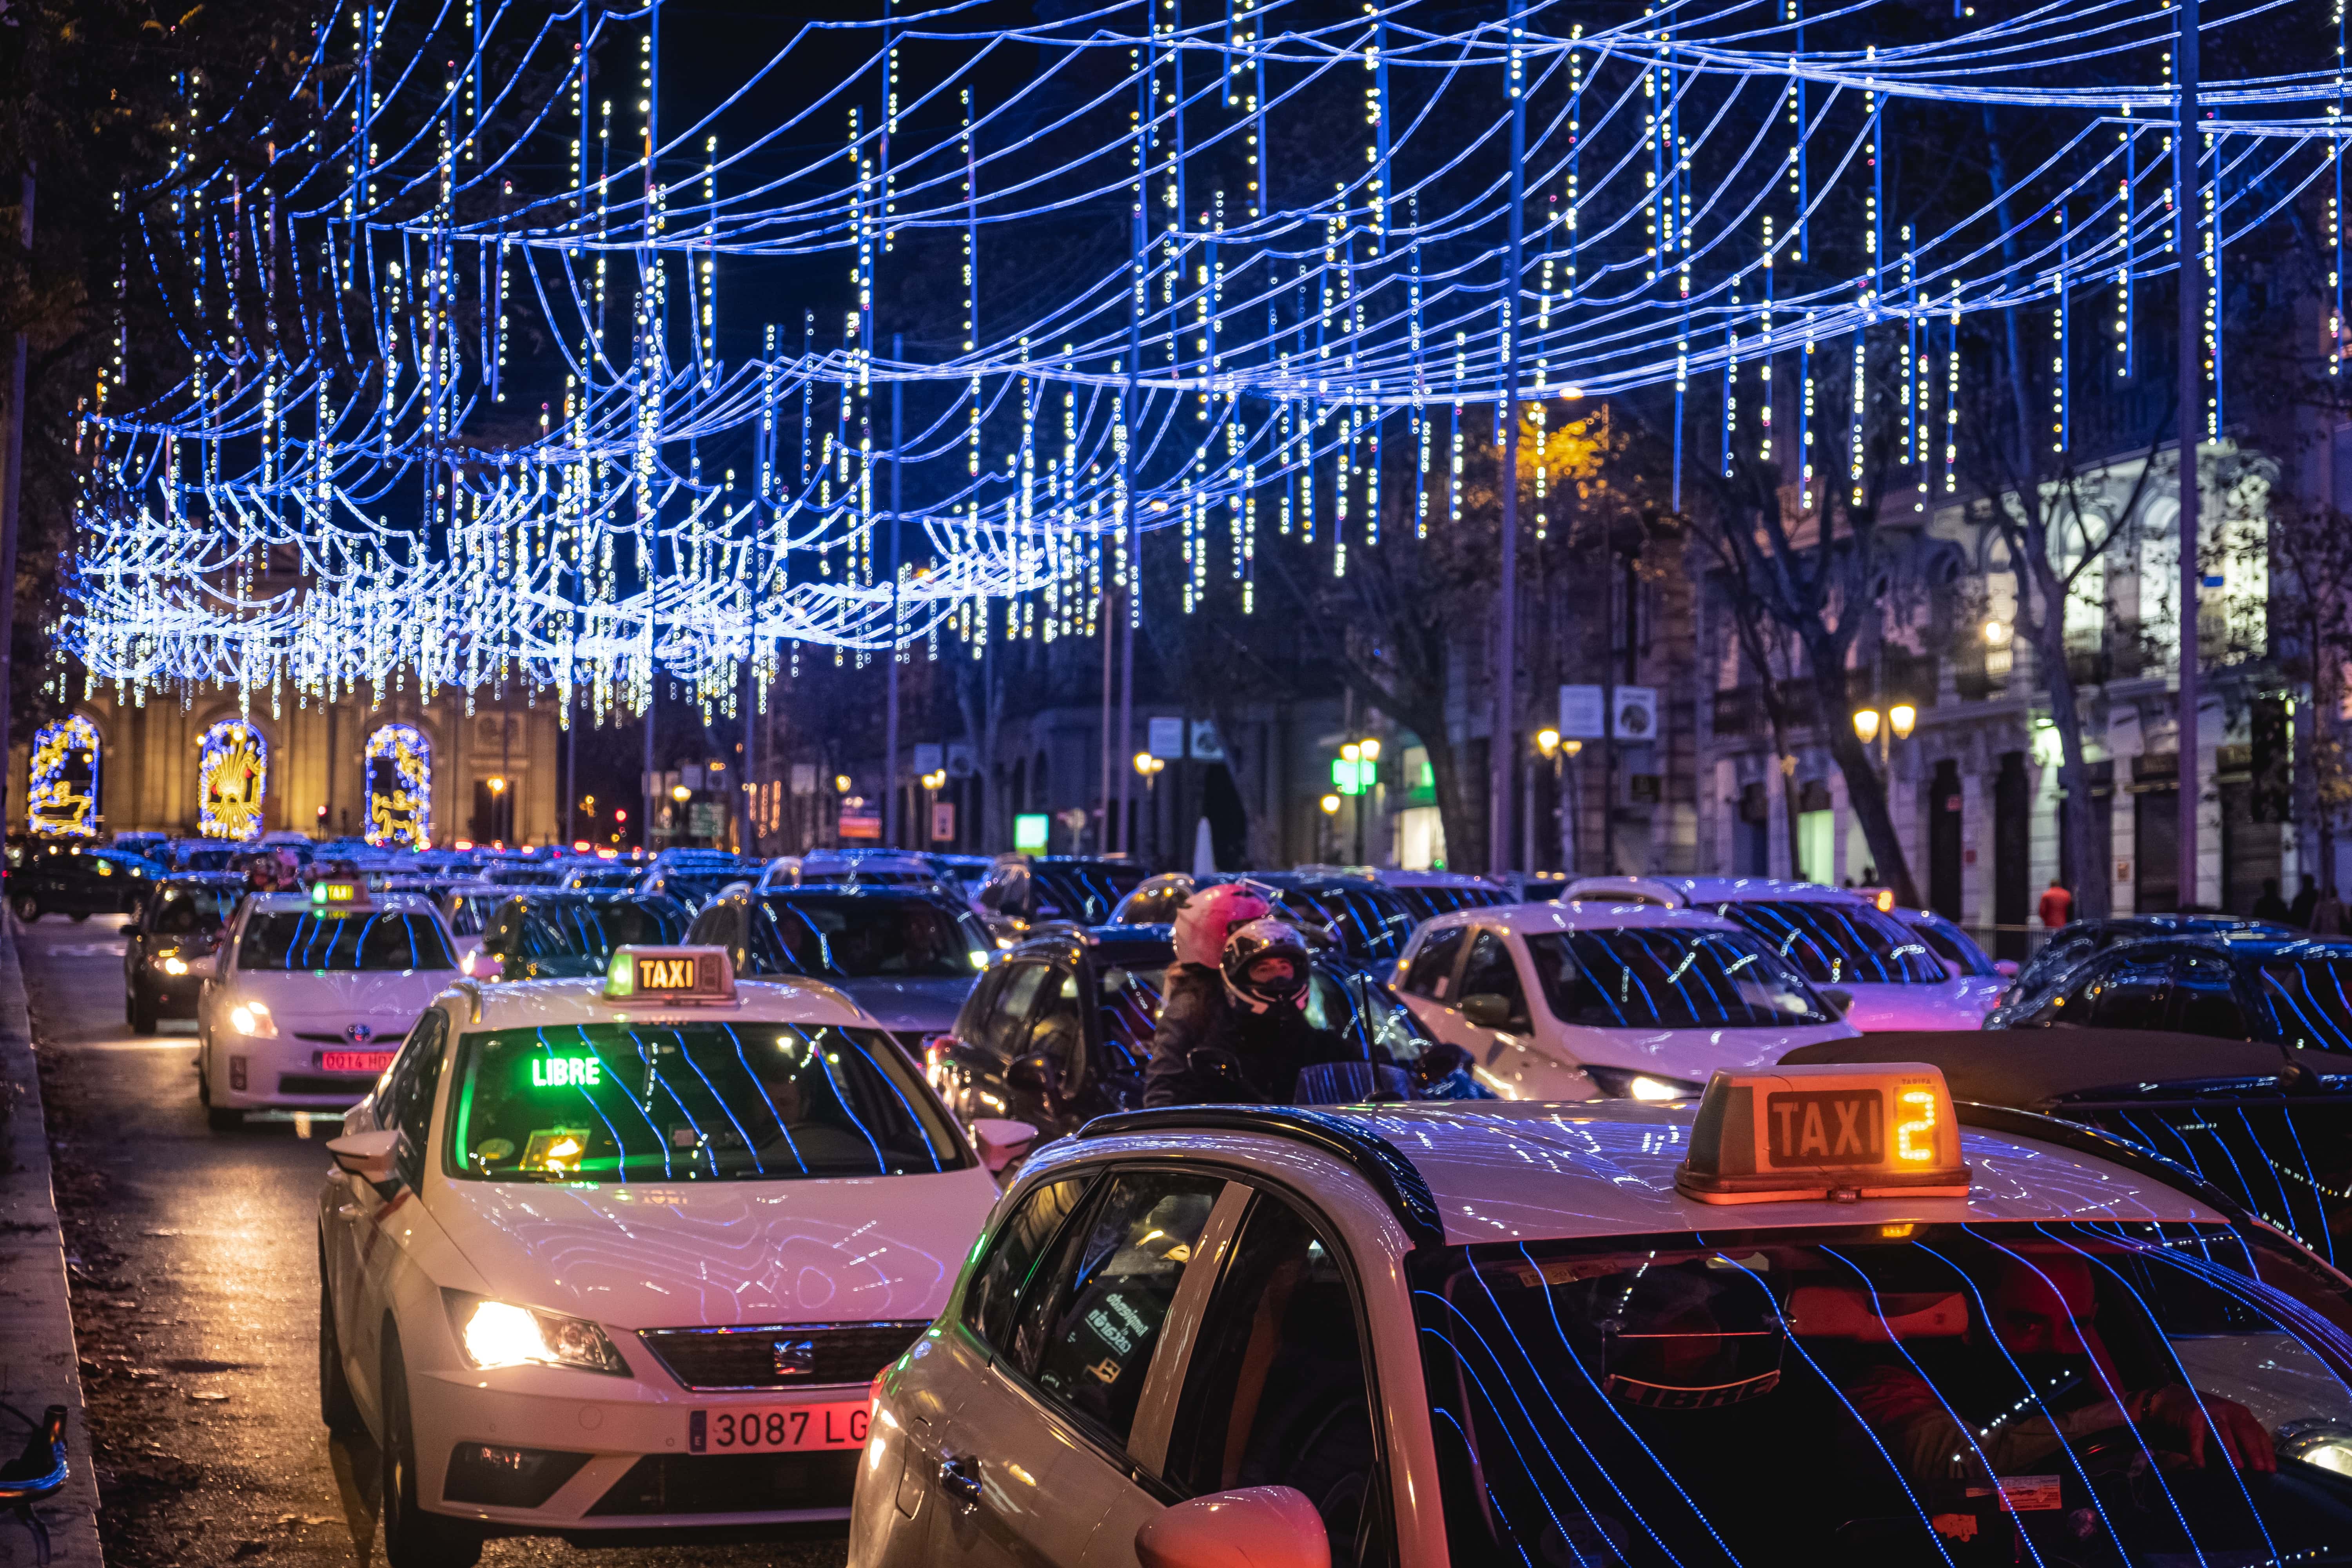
[2315,886,2346,936]
[2291,872,2320,928]
[2253,877,2293,924]
[2037,877,2073,930]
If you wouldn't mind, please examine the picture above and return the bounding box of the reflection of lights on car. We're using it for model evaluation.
[1626,1076,1682,1102]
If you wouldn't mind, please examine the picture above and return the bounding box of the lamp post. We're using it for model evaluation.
[1133,753,1165,866]
[487,775,508,848]
[833,772,852,849]
[1320,792,1342,860]
[922,769,947,847]
[1849,703,1916,882]
[1535,729,1583,873]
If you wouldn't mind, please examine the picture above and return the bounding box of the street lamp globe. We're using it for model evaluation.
[1320,794,1342,815]
[1889,702,1918,741]
[1852,708,1882,745]
[1358,738,1381,761]
[1536,728,1561,758]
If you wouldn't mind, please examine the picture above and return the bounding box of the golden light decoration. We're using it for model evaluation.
[26,715,100,839]
[197,720,268,841]
[365,724,433,849]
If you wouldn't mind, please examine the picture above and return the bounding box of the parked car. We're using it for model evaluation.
[757,850,948,895]
[971,855,1149,941]
[1887,904,2015,983]
[924,924,1442,1144]
[120,872,245,1033]
[1985,912,2291,1026]
[636,860,751,914]
[471,891,692,981]
[1393,897,1856,1100]
[12,845,158,923]
[1994,930,2352,1051]
[1562,874,2007,1029]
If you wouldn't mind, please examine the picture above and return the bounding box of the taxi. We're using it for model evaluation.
[194,882,459,1131]
[319,947,1018,1568]
[855,1065,2352,1567]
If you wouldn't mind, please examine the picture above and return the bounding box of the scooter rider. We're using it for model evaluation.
[1144,919,1355,1106]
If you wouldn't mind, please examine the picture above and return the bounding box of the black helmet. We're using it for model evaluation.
[1221,918,1312,1015]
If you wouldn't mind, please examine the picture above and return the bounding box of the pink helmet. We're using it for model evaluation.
[1170,882,1273,968]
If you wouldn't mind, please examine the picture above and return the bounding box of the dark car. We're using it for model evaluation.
[475,892,692,980]
[971,856,1148,940]
[1985,913,2290,1026]
[688,887,994,1054]
[1996,932,2352,1056]
[1238,871,1423,974]
[119,873,245,1033]
[13,846,159,923]
[924,924,1441,1144]
[637,862,751,914]
[1784,1026,2352,1270]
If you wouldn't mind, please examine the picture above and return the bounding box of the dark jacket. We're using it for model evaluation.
[1142,963,1352,1107]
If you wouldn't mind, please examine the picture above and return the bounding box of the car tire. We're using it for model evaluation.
[12,896,37,924]
[128,982,158,1036]
[380,1330,483,1568]
[317,1269,363,1434]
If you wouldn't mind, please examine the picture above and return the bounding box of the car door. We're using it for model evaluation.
[929,1168,1241,1568]
[964,960,1056,1125]
[1086,962,1156,1117]
[1007,965,1089,1131]
[1448,928,1545,1084]
[1151,1187,1397,1567]
[1394,924,1472,1049]
[330,1006,450,1420]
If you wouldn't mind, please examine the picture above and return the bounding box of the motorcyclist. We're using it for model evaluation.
[1149,882,1274,1079]
[1144,920,1356,1106]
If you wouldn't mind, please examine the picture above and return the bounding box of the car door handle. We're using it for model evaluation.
[938,1453,983,1506]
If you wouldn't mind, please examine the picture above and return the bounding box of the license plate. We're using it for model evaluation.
[689,1401,870,1455]
[320,1050,394,1075]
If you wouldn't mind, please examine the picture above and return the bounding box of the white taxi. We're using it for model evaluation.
[318,947,1018,1568]
[1392,899,1858,1100]
[1564,875,2009,1030]
[194,882,460,1131]
[856,1066,2352,1567]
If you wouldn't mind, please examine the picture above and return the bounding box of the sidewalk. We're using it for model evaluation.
[0,916,102,1567]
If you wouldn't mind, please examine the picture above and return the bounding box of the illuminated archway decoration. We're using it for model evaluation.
[365,725,433,850]
[27,716,100,838]
[197,720,268,841]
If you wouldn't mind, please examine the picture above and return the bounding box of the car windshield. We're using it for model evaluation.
[1416,1218,2352,1566]
[445,1021,967,1181]
[2256,956,2352,1052]
[1271,884,1419,963]
[1704,898,1948,985]
[1908,911,2000,976]
[1028,863,1147,923]
[1523,926,1834,1028]
[749,896,983,979]
[516,898,689,962]
[151,886,237,936]
[236,911,454,971]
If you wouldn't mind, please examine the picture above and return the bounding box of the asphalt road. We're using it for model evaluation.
[25,919,848,1568]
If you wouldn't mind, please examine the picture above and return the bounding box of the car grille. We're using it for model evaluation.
[585,1451,858,1517]
[637,1321,927,1391]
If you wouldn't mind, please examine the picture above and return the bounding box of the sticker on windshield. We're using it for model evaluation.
[522,1128,592,1172]
[473,1138,515,1163]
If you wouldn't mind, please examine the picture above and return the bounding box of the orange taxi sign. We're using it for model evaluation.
[1675,1062,1969,1205]
[603,945,735,1004]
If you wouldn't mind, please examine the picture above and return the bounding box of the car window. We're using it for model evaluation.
[375,1007,447,1130]
[1014,1171,1225,1444]
[1165,1194,1386,1564]
[151,886,234,936]
[746,895,984,979]
[2170,951,2251,1039]
[1022,969,1086,1071]
[1095,965,1161,1077]
[2069,949,2173,1030]
[1906,913,1997,977]
[1029,864,1147,924]
[1305,970,1433,1069]
[982,962,1054,1057]
[1401,926,1468,1002]
[388,1009,449,1187]
[236,911,455,972]
[1455,931,1528,1029]
[2007,930,2101,1014]
[517,898,689,962]
[1706,899,1947,985]
[1271,885,1418,964]
[1523,927,1834,1028]
[1118,884,1189,925]
[962,1175,1093,1353]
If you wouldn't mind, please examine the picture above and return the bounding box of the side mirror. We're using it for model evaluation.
[1820,987,1855,1019]
[1994,959,2020,979]
[1005,1054,1061,1096]
[326,1128,401,1190]
[1135,1486,1328,1568]
[1461,993,1514,1030]
[970,1117,1039,1174]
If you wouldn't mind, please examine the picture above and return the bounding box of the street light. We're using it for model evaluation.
[670,783,692,802]
[1534,730,1582,871]
[1888,702,1917,741]
[1133,753,1165,862]
[1852,708,1882,746]
[834,773,852,794]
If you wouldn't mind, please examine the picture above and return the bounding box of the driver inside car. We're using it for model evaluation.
[1846,1253,2277,1484]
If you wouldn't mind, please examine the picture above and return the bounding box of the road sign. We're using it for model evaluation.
[912,743,943,775]
[1559,685,1606,739]
[1147,717,1185,759]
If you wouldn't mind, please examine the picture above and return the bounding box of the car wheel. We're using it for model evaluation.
[129,981,158,1036]
[12,895,37,924]
[380,1330,483,1568]
[318,1266,363,1434]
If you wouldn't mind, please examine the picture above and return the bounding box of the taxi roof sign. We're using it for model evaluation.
[1676,1062,1969,1205]
[603,945,735,1005]
[309,880,371,907]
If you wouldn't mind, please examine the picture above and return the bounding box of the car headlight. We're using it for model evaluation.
[226,1001,277,1037]
[1584,1065,1708,1102]
[156,954,189,976]
[443,1291,628,1375]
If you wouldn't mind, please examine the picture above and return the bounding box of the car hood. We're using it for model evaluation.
[430,1168,996,1330]
[1836,977,2007,1032]
[223,969,454,1027]
[1552,1018,1862,1082]
[822,976,975,1036]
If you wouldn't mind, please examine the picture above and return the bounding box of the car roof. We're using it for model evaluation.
[749,884,953,903]
[2112,932,2352,960]
[1051,1100,2217,1246]
[1563,874,1864,907]
[454,975,874,1034]
[1782,1028,2352,1108]
[1417,899,1742,936]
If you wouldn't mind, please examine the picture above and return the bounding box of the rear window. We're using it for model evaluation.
[1272,884,1419,963]
[1906,911,1999,976]
[1703,899,1946,985]
[1523,927,1833,1028]
[1028,863,1147,923]
[445,1021,967,1181]
[516,898,689,962]
[236,911,454,972]
[748,895,985,979]
[151,886,237,935]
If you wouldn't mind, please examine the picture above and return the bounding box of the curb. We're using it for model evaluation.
[0,913,103,1566]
